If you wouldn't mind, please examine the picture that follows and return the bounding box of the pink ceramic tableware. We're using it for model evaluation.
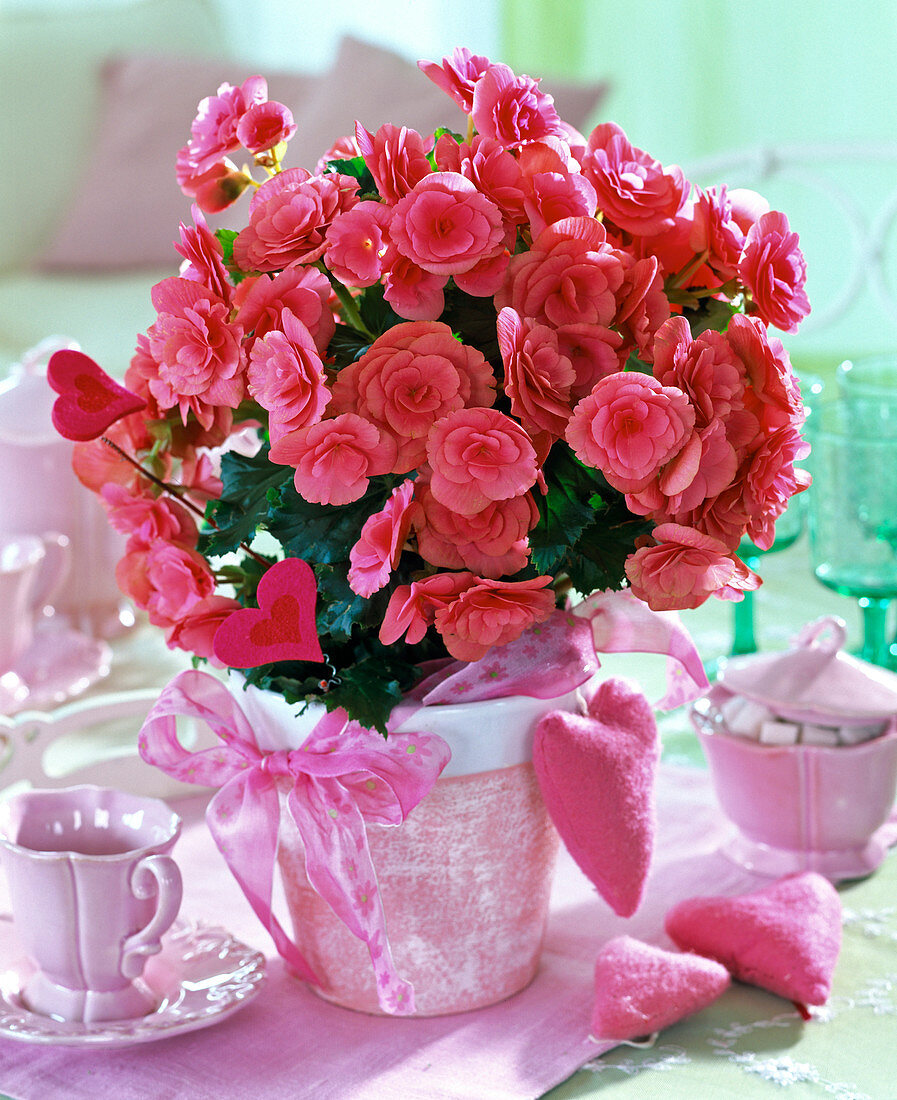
[0,533,70,672]
[691,616,897,880]
[0,785,182,1023]
[0,339,132,638]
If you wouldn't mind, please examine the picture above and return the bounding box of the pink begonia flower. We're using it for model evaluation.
[347,480,415,598]
[726,313,805,433]
[688,186,745,282]
[652,316,746,429]
[426,407,539,515]
[554,322,625,400]
[452,248,511,297]
[234,168,359,271]
[379,571,478,646]
[613,253,670,363]
[146,277,245,430]
[566,372,695,494]
[235,100,296,153]
[269,414,397,506]
[626,418,737,518]
[381,249,447,320]
[495,217,624,329]
[116,542,216,628]
[180,76,268,177]
[471,63,565,148]
[315,134,361,175]
[581,122,688,236]
[625,523,761,612]
[433,575,557,662]
[165,593,243,664]
[743,423,811,551]
[178,450,225,505]
[101,483,196,548]
[435,133,528,225]
[418,48,492,113]
[325,201,391,287]
[524,170,598,238]
[330,321,495,472]
[738,210,810,334]
[234,265,334,355]
[727,188,771,234]
[496,307,575,439]
[389,172,505,276]
[175,158,253,214]
[247,309,329,443]
[175,206,233,305]
[355,123,432,205]
[411,474,538,578]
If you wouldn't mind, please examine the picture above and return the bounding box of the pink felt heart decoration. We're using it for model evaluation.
[664,872,842,1007]
[47,349,146,441]
[591,936,730,1041]
[213,557,324,668]
[533,677,660,917]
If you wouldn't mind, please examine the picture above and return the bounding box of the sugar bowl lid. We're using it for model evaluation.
[717,616,897,723]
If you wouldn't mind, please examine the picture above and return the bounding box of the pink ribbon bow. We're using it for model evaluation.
[138,670,451,1015]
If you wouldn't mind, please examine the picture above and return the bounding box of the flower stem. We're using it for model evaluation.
[318,266,376,341]
[100,437,269,567]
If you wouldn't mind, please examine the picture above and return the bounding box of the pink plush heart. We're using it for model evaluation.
[664,872,842,1007]
[47,349,146,441]
[591,936,730,1041]
[213,557,325,668]
[533,677,659,917]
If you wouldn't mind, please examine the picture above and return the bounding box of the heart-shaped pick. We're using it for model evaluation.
[213,557,325,668]
[533,678,660,917]
[47,349,146,441]
[591,936,730,1041]
[664,872,842,1007]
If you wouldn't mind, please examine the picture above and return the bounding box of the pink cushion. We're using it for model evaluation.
[591,936,730,1041]
[37,37,608,273]
[664,871,842,1007]
[533,678,659,918]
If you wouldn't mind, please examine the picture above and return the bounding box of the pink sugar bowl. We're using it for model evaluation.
[691,616,897,881]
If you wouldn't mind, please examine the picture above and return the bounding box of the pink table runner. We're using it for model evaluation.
[0,766,806,1099]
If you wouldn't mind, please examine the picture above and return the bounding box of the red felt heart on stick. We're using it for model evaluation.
[47,349,146,441]
[213,557,325,668]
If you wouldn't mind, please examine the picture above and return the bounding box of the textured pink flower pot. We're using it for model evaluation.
[236,679,586,1016]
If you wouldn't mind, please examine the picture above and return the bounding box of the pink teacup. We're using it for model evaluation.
[0,786,182,1022]
[0,533,70,672]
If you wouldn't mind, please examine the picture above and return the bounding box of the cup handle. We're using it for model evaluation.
[33,531,71,612]
[120,854,183,980]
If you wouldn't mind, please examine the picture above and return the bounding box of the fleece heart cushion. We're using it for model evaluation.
[533,677,659,917]
[591,936,730,1041]
[664,872,842,1006]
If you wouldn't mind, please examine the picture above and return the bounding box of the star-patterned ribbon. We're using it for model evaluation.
[138,670,451,1015]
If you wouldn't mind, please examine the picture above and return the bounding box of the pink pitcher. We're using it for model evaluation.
[0,339,132,637]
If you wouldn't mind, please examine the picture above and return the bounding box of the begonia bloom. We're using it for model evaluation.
[471,63,565,148]
[355,123,432,205]
[496,307,575,439]
[348,480,415,598]
[625,523,760,612]
[581,122,687,236]
[269,414,397,506]
[433,575,557,661]
[426,407,539,515]
[234,264,335,354]
[247,309,329,442]
[379,571,478,647]
[738,211,810,334]
[389,172,505,276]
[418,48,492,113]
[235,100,296,153]
[566,373,695,493]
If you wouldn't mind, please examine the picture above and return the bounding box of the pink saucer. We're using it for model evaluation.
[0,626,111,716]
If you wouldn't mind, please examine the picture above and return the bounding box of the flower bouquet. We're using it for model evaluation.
[49,47,811,1015]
